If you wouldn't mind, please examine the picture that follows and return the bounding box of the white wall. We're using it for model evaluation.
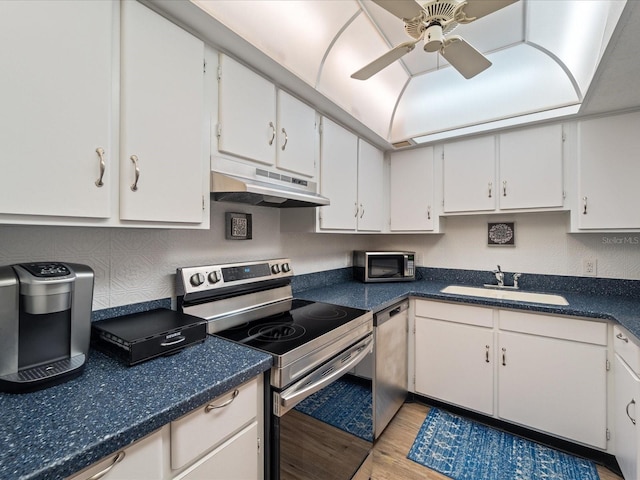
[1,206,639,312]
[372,211,640,279]
[0,202,373,311]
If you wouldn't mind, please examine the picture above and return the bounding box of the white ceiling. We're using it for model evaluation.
[160,0,634,148]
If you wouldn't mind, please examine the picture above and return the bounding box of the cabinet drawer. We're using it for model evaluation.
[614,325,640,374]
[171,378,258,470]
[499,310,607,345]
[415,299,493,328]
[67,428,165,480]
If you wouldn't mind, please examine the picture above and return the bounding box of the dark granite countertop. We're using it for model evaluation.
[0,336,272,480]
[295,279,640,339]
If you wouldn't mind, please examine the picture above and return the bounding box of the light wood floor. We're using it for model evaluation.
[371,402,624,480]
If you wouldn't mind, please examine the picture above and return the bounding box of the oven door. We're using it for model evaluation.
[271,334,373,480]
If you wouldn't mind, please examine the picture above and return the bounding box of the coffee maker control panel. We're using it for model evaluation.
[19,263,71,278]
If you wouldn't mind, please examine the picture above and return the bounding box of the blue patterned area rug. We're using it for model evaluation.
[408,408,600,480]
[294,376,373,441]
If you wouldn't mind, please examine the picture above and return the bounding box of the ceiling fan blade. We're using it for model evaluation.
[372,0,424,20]
[440,36,491,79]
[456,0,518,23]
[351,41,417,80]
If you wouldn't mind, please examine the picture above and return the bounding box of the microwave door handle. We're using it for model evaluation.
[276,336,373,415]
[404,254,409,276]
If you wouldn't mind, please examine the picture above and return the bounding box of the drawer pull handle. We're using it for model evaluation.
[627,398,636,425]
[87,451,125,480]
[160,336,185,347]
[130,155,140,192]
[485,345,490,363]
[95,147,106,187]
[205,389,239,412]
[617,332,629,343]
[501,347,506,366]
[268,122,276,146]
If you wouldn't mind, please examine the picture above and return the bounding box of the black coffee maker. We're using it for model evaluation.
[0,262,94,393]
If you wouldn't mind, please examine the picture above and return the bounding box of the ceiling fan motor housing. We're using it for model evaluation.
[424,23,444,52]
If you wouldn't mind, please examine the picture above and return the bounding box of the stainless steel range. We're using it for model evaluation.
[176,258,374,480]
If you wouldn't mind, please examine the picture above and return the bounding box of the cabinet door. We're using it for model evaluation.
[415,317,494,415]
[218,54,276,166]
[389,148,434,231]
[175,423,259,480]
[0,1,112,218]
[319,118,358,230]
[498,331,607,448]
[120,1,205,223]
[578,111,640,229]
[276,91,316,178]
[499,124,564,210]
[357,140,384,232]
[67,428,164,480]
[443,136,496,213]
[614,354,640,480]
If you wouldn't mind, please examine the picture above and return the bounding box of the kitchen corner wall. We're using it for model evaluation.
[2,207,639,312]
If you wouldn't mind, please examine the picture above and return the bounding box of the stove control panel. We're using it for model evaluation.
[177,258,293,296]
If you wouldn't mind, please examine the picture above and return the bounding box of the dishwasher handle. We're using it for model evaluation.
[375,299,409,326]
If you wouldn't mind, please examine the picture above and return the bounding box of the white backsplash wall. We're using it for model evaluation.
[0,202,373,311]
[371,211,640,280]
[2,208,639,313]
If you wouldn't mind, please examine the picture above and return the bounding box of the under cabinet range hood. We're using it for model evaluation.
[211,158,329,208]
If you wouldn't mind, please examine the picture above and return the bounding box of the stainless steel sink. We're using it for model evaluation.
[440,285,569,306]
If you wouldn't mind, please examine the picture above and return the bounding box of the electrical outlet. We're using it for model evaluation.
[582,258,597,277]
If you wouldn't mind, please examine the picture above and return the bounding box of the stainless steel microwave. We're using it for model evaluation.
[353,251,416,283]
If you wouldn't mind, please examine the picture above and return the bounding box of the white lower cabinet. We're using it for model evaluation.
[414,302,494,415]
[67,376,263,480]
[66,428,165,480]
[413,300,608,449]
[174,423,259,480]
[614,325,640,480]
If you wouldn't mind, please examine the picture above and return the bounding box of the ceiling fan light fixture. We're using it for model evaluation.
[424,23,444,52]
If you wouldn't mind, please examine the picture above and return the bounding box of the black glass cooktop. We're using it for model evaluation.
[215,299,369,356]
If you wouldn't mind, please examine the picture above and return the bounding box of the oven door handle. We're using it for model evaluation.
[275,335,373,416]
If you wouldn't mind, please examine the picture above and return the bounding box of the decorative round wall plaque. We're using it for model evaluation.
[488,222,515,246]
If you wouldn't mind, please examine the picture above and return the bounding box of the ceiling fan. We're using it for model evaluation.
[352,0,518,80]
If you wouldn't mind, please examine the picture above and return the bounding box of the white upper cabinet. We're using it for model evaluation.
[120,0,206,224]
[499,124,564,210]
[218,55,317,179]
[577,110,640,230]
[276,90,317,178]
[443,136,497,213]
[280,120,384,233]
[443,124,564,214]
[0,1,113,219]
[318,118,358,230]
[356,140,384,232]
[390,148,436,232]
[218,54,276,167]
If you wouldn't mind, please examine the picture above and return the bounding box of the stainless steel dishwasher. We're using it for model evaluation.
[353,299,409,439]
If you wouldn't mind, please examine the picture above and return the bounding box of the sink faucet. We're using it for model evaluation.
[513,273,521,289]
[493,265,504,287]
